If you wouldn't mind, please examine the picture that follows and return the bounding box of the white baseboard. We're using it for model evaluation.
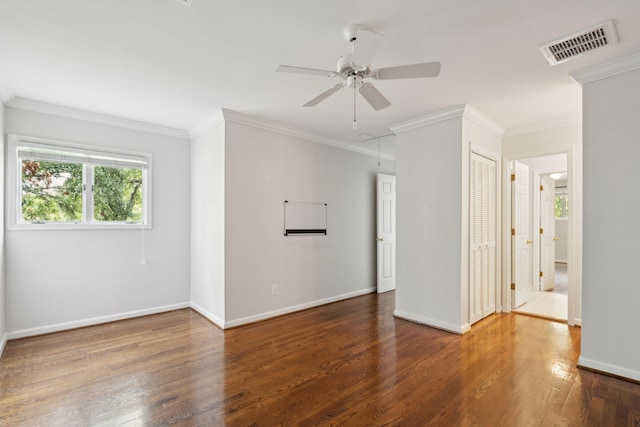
[224,287,375,329]
[7,302,191,340]
[190,302,225,329]
[578,356,640,382]
[0,332,8,360]
[394,310,467,335]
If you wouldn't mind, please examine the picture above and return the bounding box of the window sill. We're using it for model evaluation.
[9,223,152,231]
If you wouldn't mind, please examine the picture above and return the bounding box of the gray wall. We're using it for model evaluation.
[190,119,226,326]
[223,120,395,325]
[394,116,465,332]
[580,67,640,381]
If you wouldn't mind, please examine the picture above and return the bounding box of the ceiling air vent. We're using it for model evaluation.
[540,20,617,66]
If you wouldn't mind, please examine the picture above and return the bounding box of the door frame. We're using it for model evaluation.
[463,142,502,325]
[502,145,581,326]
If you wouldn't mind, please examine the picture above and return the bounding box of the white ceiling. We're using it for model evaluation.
[1,0,640,154]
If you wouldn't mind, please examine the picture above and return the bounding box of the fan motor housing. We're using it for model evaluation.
[343,24,362,42]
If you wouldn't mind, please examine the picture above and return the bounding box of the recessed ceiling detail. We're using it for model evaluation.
[175,0,195,6]
[540,20,617,66]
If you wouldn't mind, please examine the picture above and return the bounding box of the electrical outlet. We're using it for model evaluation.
[271,284,279,295]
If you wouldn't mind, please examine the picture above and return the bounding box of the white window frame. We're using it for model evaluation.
[8,134,152,230]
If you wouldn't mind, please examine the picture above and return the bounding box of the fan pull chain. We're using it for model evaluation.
[377,137,381,166]
[353,83,357,130]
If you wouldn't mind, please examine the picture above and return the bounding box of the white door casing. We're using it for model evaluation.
[512,161,531,308]
[469,153,497,324]
[540,175,556,291]
[377,173,396,293]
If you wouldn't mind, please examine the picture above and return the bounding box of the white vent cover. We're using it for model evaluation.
[175,0,195,6]
[540,20,617,66]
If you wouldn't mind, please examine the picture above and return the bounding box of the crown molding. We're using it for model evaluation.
[5,98,190,139]
[504,116,582,138]
[191,108,395,161]
[389,105,466,134]
[571,52,640,85]
[462,105,505,138]
[188,109,225,139]
[388,104,505,138]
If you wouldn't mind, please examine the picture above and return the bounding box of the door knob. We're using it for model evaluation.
[553,237,559,241]
[377,237,384,242]
[526,240,533,244]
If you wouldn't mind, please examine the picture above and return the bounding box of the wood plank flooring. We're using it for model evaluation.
[1,292,639,426]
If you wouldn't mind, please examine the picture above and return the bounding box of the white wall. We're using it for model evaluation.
[394,115,465,333]
[190,119,226,327]
[579,67,640,381]
[0,103,6,356]
[223,120,394,325]
[5,108,191,337]
[503,124,582,325]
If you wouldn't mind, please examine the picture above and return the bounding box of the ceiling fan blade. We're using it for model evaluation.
[303,84,344,107]
[372,62,441,80]
[276,65,337,77]
[351,29,384,66]
[359,83,391,111]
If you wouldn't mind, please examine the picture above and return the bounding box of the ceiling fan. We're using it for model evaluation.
[276,24,441,129]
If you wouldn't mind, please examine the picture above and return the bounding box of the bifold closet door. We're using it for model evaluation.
[470,152,497,325]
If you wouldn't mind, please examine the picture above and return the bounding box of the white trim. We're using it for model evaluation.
[571,52,640,85]
[388,104,504,137]
[189,108,395,161]
[224,287,375,329]
[0,333,8,360]
[578,356,640,382]
[389,104,466,133]
[188,109,225,139]
[5,98,190,139]
[190,302,225,329]
[463,105,505,138]
[504,117,582,138]
[6,302,190,339]
[393,310,469,334]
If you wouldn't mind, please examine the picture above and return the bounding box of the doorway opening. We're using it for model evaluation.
[505,152,576,323]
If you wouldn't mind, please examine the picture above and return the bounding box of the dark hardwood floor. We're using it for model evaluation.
[1,292,639,426]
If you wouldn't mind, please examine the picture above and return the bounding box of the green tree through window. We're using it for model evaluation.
[22,160,83,222]
[14,137,150,227]
[94,166,143,222]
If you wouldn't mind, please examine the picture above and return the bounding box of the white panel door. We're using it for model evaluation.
[470,153,496,325]
[540,175,556,291]
[512,161,531,308]
[377,173,396,293]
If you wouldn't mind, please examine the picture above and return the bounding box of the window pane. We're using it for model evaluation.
[554,193,568,220]
[21,160,83,222]
[93,166,143,222]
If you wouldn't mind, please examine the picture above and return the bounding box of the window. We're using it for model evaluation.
[10,135,151,229]
[554,189,568,220]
